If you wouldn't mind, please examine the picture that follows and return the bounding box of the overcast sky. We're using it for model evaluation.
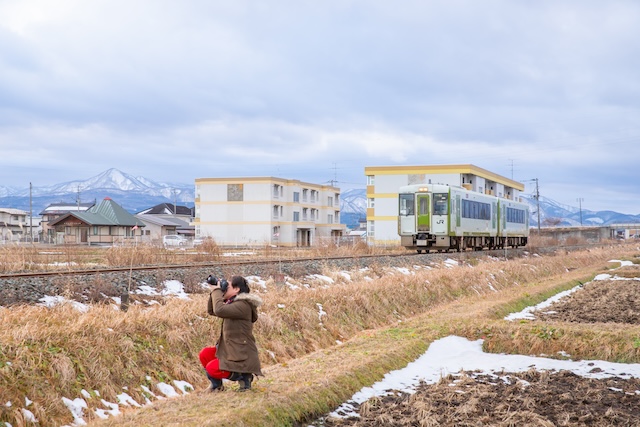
[1,1,639,213]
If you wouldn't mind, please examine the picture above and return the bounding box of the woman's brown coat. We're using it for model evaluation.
[208,288,263,376]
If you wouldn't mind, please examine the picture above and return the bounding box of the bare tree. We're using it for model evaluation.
[542,217,563,227]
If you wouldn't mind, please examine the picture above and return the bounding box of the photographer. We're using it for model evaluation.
[199,275,263,392]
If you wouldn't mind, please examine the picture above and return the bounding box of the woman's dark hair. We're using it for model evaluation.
[231,276,250,293]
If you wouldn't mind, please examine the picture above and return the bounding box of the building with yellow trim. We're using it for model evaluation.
[193,177,345,247]
[364,164,525,246]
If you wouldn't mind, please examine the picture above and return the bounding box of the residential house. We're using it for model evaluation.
[136,203,194,222]
[136,203,195,241]
[47,197,145,245]
[0,208,28,243]
[135,214,192,243]
[40,202,96,244]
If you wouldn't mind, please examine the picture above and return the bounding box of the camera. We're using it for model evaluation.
[207,275,229,293]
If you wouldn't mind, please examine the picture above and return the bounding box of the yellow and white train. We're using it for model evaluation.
[398,183,529,253]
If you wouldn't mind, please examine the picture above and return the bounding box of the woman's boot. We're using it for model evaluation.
[238,373,253,391]
[206,372,224,392]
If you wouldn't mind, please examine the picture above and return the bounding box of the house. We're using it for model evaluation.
[194,177,346,247]
[135,214,193,242]
[47,197,145,245]
[135,203,195,241]
[40,202,96,243]
[0,208,28,243]
[364,164,525,245]
[136,203,194,222]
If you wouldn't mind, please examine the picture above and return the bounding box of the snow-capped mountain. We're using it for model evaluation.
[11,168,192,200]
[0,168,194,215]
[1,171,638,227]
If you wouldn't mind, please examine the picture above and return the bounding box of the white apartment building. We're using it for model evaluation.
[194,177,346,247]
[364,164,526,246]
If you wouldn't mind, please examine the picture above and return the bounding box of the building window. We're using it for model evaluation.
[302,189,308,202]
[227,184,243,201]
[327,214,333,223]
[93,226,98,235]
[293,212,300,222]
[310,190,317,203]
[273,205,280,219]
[335,211,340,223]
[328,196,333,207]
[293,192,300,203]
[367,175,375,185]
[273,184,283,198]
[303,208,308,221]
[368,198,375,208]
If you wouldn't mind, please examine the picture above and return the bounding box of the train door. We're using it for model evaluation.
[497,202,506,247]
[416,193,430,231]
[398,193,416,236]
[432,192,449,236]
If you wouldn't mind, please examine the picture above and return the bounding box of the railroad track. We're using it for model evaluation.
[1,239,620,281]
[0,248,537,281]
[1,242,621,306]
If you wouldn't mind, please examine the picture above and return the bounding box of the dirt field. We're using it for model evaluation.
[314,271,640,426]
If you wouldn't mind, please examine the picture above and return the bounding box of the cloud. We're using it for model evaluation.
[0,0,639,213]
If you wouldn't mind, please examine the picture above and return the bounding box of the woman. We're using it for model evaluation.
[199,275,263,391]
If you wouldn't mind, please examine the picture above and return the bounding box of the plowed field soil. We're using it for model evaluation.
[317,271,640,426]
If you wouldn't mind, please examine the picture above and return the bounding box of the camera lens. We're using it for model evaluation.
[220,279,229,293]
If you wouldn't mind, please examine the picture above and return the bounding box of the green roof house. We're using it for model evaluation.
[48,197,145,245]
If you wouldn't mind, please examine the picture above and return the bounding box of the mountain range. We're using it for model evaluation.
[1,168,638,228]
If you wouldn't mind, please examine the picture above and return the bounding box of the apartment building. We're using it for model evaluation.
[194,177,346,247]
[364,164,525,246]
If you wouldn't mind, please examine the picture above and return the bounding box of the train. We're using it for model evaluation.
[398,183,529,253]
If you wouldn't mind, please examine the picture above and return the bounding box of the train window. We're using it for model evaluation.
[399,194,414,216]
[507,207,525,223]
[418,196,429,215]
[433,193,448,215]
[461,199,491,220]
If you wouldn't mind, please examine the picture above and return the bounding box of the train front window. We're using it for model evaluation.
[399,194,414,216]
[433,193,448,215]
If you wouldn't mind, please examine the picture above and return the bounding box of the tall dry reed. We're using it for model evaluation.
[0,244,636,426]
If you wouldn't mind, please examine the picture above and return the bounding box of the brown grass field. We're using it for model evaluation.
[1,240,639,426]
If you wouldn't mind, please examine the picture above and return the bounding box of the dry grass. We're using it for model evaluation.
[0,244,638,426]
[0,240,401,274]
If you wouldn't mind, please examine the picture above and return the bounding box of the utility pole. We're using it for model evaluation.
[330,163,338,187]
[577,198,584,226]
[534,178,540,234]
[173,189,177,215]
[523,178,541,235]
[29,182,33,243]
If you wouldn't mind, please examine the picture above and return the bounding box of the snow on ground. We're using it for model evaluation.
[327,335,640,420]
[325,258,640,420]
